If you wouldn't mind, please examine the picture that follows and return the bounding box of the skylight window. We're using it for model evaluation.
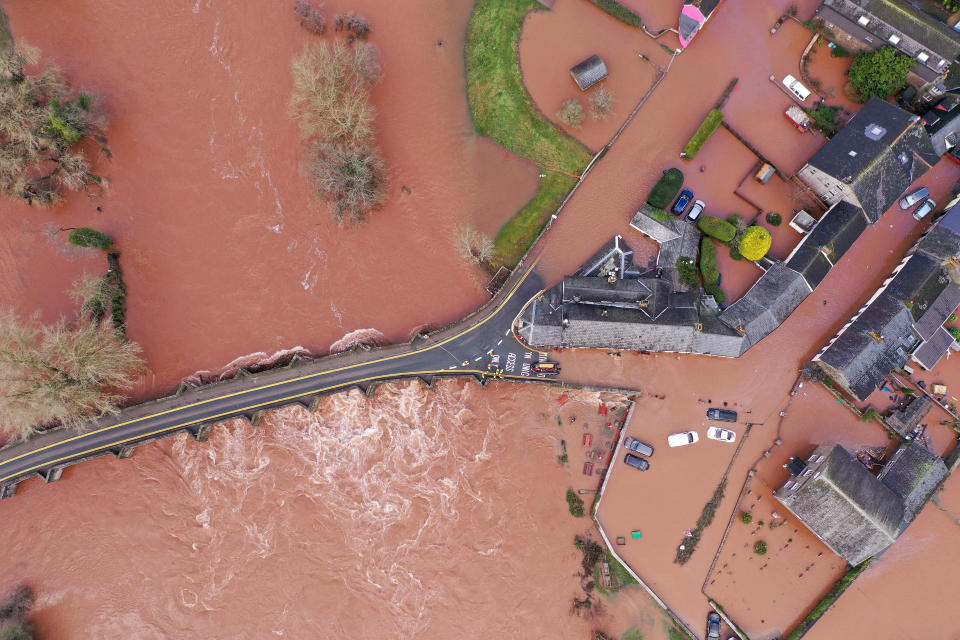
[889,34,901,45]
[848,150,858,157]
[865,124,887,140]
[918,51,930,63]
[858,15,870,26]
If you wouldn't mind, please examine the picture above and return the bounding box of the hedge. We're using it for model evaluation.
[699,237,719,285]
[68,227,114,250]
[682,109,724,159]
[785,559,873,640]
[697,215,736,243]
[739,225,772,260]
[589,0,643,27]
[704,281,726,304]
[647,168,684,209]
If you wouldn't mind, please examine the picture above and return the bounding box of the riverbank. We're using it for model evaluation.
[465,0,592,267]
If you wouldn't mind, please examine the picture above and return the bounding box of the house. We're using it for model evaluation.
[783,200,870,289]
[777,442,948,565]
[678,0,723,49]
[923,96,960,156]
[814,0,960,92]
[515,235,748,357]
[884,395,932,438]
[813,199,960,400]
[797,98,939,223]
[570,55,608,91]
[717,263,812,349]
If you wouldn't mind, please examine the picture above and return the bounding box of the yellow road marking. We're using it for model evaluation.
[0,260,541,481]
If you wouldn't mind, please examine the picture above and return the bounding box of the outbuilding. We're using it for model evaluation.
[570,55,608,91]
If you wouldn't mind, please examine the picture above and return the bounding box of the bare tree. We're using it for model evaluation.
[558,98,585,129]
[0,45,108,207]
[305,141,387,224]
[589,86,614,120]
[294,0,326,35]
[0,305,146,441]
[454,224,495,265]
[290,40,381,143]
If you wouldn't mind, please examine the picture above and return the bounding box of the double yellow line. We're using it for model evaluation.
[0,260,541,484]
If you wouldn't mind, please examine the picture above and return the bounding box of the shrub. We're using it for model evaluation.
[681,108,724,159]
[766,211,782,226]
[650,207,670,222]
[849,46,914,102]
[755,540,767,555]
[949,313,958,323]
[697,215,736,243]
[647,168,684,209]
[334,12,372,41]
[741,511,752,524]
[306,141,387,224]
[294,0,326,35]
[676,257,699,287]
[589,86,615,120]
[950,327,960,341]
[590,0,643,27]
[699,237,719,285]
[566,489,585,517]
[730,247,743,260]
[830,44,851,57]
[739,226,772,260]
[68,227,114,250]
[727,213,744,229]
[558,98,586,129]
[704,281,726,304]
[806,105,841,137]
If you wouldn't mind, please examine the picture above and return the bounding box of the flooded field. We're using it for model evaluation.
[0,0,539,398]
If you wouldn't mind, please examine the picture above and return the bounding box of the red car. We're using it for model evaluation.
[532,361,561,375]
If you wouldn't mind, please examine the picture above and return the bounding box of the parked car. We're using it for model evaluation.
[782,75,811,102]
[913,198,936,221]
[706,408,737,422]
[672,188,694,215]
[624,453,650,471]
[900,187,930,209]
[668,431,699,447]
[623,436,654,457]
[707,427,737,442]
[532,362,560,375]
[687,199,706,222]
[784,105,812,132]
[706,612,721,640]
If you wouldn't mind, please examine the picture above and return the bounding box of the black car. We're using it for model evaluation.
[706,408,737,422]
[706,612,721,640]
[624,453,650,471]
[623,436,654,457]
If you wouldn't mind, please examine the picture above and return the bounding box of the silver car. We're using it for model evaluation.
[687,199,705,222]
[900,187,930,209]
[913,199,936,221]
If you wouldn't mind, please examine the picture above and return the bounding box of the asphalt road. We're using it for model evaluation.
[0,264,551,495]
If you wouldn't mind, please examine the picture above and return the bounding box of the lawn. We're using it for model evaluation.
[466,0,593,267]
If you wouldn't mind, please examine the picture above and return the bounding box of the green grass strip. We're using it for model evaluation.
[682,108,724,159]
[466,0,593,267]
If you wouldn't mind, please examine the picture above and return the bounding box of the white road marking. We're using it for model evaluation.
[497,339,503,346]
[474,356,482,362]
[448,365,457,369]
[521,363,531,376]
[524,351,532,359]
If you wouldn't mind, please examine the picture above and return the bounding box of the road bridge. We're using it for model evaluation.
[0,263,554,498]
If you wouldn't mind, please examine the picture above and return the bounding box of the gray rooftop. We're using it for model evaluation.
[878,441,949,521]
[570,55,608,91]
[785,201,869,288]
[884,395,932,437]
[912,325,955,369]
[719,263,813,348]
[816,294,916,400]
[917,199,960,261]
[778,444,904,565]
[924,100,960,156]
[629,205,682,244]
[805,98,938,223]
[912,283,960,340]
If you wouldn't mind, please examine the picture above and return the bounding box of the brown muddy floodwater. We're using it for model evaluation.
[0,0,539,398]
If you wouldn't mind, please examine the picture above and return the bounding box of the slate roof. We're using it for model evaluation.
[785,201,869,287]
[913,325,954,369]
[816,294,916,400]
[912,283,960,340]
[777,444,903,565]
[719,263,813,347]
[924,100,960,156]
[570,55,608,91]
[629,207,681,244]
[562,276,650,307]
[885,395,932,437]
[576,234,637,277]
[884,253,950,322]
[917,199,960,260]
[826,0,960,60]
[878,442,949,521]
[806,98,938,223]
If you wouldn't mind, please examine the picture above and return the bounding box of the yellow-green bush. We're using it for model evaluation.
[739,226,771,260]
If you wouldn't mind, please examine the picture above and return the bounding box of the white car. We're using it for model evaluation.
[782,74,811,102]
[668,431,699,447]
[707,427,736,443]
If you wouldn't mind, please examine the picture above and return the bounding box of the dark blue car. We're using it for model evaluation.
[672,188,694,215]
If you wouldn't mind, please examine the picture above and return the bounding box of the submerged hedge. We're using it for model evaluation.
[698,215,736,243]
[786,559,873,640]
[589,0,643,27]
[647,168,684,209]
[682,108,724,159]
[699,237,719,285]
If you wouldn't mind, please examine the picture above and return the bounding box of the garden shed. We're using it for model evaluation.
[570,55,608,91]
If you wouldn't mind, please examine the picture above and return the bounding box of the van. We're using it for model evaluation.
[782,75,811,102]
